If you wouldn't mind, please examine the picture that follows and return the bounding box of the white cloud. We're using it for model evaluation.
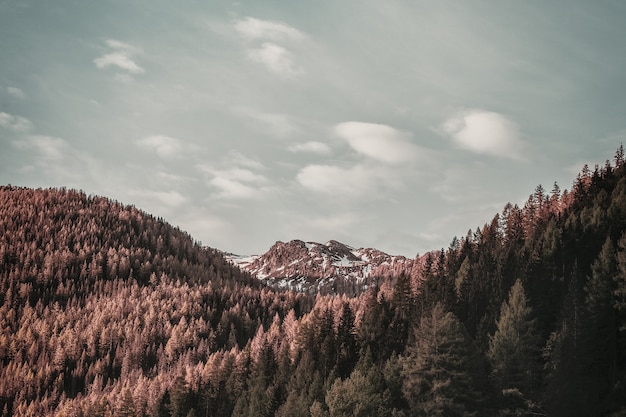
[136,135,182,158]
[210,176,262,199]
[234,17,304,42]
[296,163,386,196]
[94,52,144,74]
[198,152,271,200]
[0,112,33,131]
[289,141,331,154]
[233,17,306,78]
[7,87,26,99]
[334,121,418,163]
[13,135,68,160]
[94,39,144,75]
[105,39,140,54]
[438,109,527,160]
[247,42,303,78]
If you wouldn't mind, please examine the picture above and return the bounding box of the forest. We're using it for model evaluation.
[1,146,626,416]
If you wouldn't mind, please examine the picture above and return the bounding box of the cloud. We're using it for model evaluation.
[94,39,144,76]
[7,87,26,99]
[13,135,68,161]
[136,135,182,158]
[227,151,265,170]
[0,112,33,131]
[334,121,419,163]
[104,39,140,53]
[289,141,331,154]
[94,52,144,74]
[296,163,387,196]
[247,42,303,78]
[234,17,305,78]
[234,17,304,42]
[198,152,271,200]
[209,176,262,199]
[438,109,527,160]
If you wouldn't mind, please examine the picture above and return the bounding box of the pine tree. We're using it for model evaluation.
[488,279,540,396]
[325,368,389,417]
[615,143,624,168]
[118,388,136,417]
[580,237,619,414]
[402,303,483,417]
[335,302,357,379]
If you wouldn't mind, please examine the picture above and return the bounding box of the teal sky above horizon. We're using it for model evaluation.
[1,0,625,256]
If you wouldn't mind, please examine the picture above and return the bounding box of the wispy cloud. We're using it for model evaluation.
[334,121,419,163]
[247,42,303,78]
[296,163,400,197]
[13,135,68,160]
[438,109,527,160]
[94,39,144,77]
[227,151,265,170]
[289,141,331,154]
[234,17,305,78]
[234,17,304,42]
[11,136,77,181]
[6,87,26,99]
[95,52,144,74]
[209,176,263,199]
[135,135,182,158]
[104,39,140,53]
[0,112,33,131]
[198,152,273,200]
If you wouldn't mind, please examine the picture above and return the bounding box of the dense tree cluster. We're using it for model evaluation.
[2,145,626,416]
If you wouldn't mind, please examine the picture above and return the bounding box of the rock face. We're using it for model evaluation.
[227,239,417,294]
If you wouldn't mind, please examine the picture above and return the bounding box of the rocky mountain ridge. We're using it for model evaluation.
[226,239,419,293]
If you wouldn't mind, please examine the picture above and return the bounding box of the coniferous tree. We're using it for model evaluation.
[579,238,619,414]
[401,303,484,417]
[488,279,540,395]
[324,368,389,417]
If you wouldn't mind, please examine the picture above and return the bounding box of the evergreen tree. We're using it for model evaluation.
[336,302,358,379]
[580,238,619,414]
[488,279,540,397]
[325,368,389,417]
[401,303,483,417]
[118,388,136,417]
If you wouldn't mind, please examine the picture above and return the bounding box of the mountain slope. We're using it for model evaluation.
[0,186,310,417]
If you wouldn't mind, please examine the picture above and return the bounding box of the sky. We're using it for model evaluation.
[1,0,626,257]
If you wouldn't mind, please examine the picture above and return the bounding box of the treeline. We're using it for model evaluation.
[1,146,626,416]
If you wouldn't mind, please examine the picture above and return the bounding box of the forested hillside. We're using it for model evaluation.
[2,146,626,416]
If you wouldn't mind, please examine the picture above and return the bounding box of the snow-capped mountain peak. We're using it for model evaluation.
[226,239,416,293]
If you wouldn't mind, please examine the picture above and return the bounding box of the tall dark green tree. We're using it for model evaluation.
[325,368,390,417]
[488,279,540,396]
[402,303,484,417]
[580,238,619,414]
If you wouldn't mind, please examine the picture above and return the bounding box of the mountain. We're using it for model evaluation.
[0,185,311,417]
[226,239,419,294]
